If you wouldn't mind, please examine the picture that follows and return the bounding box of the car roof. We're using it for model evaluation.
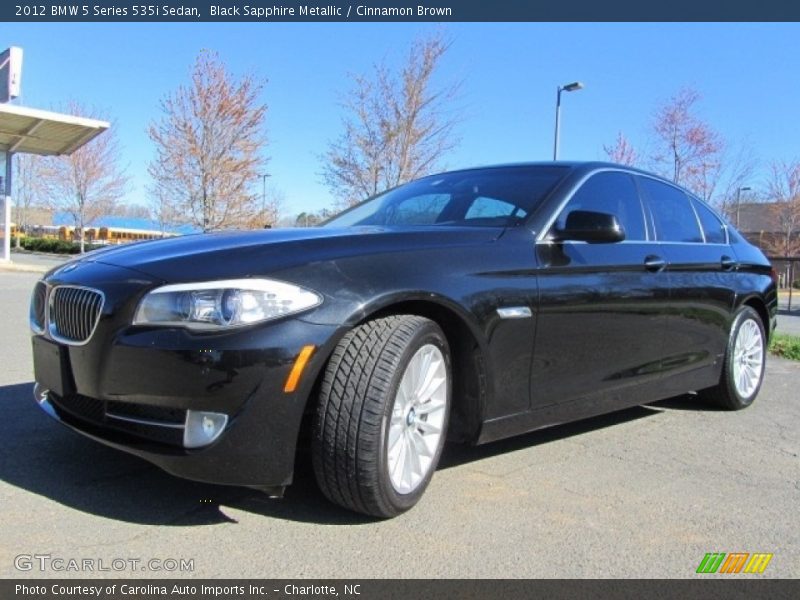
[434,161,659,179]
[431,161,697,195]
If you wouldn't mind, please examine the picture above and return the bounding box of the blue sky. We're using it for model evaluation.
[3,22,799,217]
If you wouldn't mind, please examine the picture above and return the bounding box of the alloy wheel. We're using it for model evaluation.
[732,318,764,400]
[387,344,448,494]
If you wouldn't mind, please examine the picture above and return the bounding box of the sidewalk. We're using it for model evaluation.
[777,295,800,336]
[0,250,70,274]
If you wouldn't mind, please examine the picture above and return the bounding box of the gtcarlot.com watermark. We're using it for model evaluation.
[14,554,194,573]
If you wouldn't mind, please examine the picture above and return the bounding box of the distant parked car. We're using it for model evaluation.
[30,162,777,518]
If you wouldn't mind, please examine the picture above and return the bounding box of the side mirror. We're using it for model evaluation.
[554,210,626,243]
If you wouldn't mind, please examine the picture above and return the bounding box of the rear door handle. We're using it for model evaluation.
[721,255,738,271]
[644,255,666,272]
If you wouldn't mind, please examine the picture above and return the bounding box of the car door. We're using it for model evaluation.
[531,170,671,408]
[637,177,736,393]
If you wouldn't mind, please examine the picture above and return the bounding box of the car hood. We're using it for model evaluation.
[84,226,505,282]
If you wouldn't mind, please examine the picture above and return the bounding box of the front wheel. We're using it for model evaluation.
[701,306,766,410]
[312,315,451,518]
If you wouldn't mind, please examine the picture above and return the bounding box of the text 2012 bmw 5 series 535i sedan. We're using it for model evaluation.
[30,162,777,517]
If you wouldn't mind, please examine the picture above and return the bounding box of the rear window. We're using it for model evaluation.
[691,198,728,244]
[639,178,703,243]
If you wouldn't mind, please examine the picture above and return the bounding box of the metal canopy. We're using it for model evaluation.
[0,103,109,156]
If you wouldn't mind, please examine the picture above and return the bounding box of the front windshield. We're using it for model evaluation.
[323,166,569,228]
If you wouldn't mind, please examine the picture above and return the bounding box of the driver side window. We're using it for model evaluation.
[554,172,647,241]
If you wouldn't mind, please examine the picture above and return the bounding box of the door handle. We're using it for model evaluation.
[721,255,738,271]
[644,255,666,272]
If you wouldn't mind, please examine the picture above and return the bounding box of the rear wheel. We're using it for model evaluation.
[702,306,766,410]
[312,315,451,517]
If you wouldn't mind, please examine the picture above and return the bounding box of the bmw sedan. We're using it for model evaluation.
[29,162,777,517]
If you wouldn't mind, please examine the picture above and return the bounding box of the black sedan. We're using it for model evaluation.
[29,162,777,518]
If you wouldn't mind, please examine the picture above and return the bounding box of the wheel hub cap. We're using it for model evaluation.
[387,344,448,495]
[732,318,764,400]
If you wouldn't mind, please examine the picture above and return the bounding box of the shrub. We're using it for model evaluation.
[769,334,800,361]
[17,236,101,254]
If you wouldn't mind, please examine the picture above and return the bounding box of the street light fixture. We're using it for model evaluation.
[553,81,584,160]
[735,186,751,229]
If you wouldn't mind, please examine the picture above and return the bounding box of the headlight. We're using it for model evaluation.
[133,278,322,330]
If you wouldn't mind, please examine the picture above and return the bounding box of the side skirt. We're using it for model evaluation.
[476,364,720,445]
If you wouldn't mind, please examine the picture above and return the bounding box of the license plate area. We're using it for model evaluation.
[32,336,74,397]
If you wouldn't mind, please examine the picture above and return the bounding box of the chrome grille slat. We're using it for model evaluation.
[87,293,96,338]
[74,288,83,339]
[89,295,99,338]
[68,288,78,339]
[65,288,73,339]
[75,288,85,339]
[64,289,72,338]
[81,292,89,335]
[29,281,47,333]
[66,288,76,339]
[55,288,64,336]
[79,289,89,340]
[49,286,104,345]
[55,289,65,337]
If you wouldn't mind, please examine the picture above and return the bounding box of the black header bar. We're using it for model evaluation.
[3,0,800,22]
[4,579,800,600]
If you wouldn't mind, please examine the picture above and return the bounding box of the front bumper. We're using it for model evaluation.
[31,316,340,489]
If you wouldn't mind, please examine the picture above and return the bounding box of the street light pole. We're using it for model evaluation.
[735,186,751,229]
[553,81,584,160]
[261,173,270,225]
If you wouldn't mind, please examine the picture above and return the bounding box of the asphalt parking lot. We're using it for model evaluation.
[0,268,798,578]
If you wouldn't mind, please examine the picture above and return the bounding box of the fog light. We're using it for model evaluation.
[32,383,58,420]
[183,410,228,449]
[33,383,49,404]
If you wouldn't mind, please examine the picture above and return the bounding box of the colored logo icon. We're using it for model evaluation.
[696,553,773,574]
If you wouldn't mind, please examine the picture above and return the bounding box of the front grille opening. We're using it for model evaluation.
[48,392,187,448]
[51,393,105,424]
[30,282,47,332]
[106,400,186,425]
[49,286,104,344]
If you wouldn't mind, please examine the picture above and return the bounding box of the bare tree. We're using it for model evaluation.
[41,102,128,253]
[245,185,285,228]
[12,154,46,248]
[293,208,333,227]
[323,32,461,207]
[110,202,152,220]
[603,131,638,166]
[263,188,285,228]
[150,189,183,237]
[148,51,267,232]
[764,160,800,256]
[651,87,723,199]
[294,211,321,227]
[710,143,759,217]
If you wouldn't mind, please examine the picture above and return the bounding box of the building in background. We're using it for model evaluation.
[736,202,800,256]
[737,202,800,289]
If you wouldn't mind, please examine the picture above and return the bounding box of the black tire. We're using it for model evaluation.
[312,315,451,518]
[701,306,766,410]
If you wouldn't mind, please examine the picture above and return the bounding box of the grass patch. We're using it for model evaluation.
[769,334,800,361]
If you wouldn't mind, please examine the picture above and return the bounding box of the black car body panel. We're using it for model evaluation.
[30,162,777,492]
